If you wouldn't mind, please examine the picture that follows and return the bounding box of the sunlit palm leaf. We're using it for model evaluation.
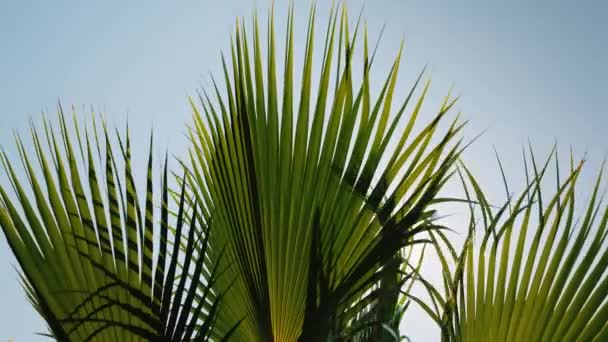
[186,4,462,341]
[0,110,234,341]
[425,150,608,341]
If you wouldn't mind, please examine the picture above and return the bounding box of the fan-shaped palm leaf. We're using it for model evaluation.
[424,150,608,341]
[0,110,235,341]
[185,4,463,341]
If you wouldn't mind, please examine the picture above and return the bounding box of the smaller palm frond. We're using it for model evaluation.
[421,149,608,342]
[0,108,235,341]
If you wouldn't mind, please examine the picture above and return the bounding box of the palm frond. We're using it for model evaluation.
[426,150,608,341]
[0,109,234,341]
[186,4,462,341]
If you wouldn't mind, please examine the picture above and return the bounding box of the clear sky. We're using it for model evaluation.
[1,1,606,340]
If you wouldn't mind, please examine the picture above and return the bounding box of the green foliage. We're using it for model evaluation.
[424,151,608,341]
[0,112,236,341]
[185,4,461,341]
[3,3,608,342]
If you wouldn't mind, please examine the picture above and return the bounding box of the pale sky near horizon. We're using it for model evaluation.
[1,1,607,340]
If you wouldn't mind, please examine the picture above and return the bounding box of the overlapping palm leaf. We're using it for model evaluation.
[0,111,234,341]
[423,151,608,341]
[186,5,463,341]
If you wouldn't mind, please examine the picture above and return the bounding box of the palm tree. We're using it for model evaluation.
[183,4,461,341]
[421,151,608,341]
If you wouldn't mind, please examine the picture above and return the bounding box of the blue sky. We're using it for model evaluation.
[1,1,606,340]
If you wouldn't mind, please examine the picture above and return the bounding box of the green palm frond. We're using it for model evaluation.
[186,4,462,341]
[0,109,234,341]
[425,150,608,341]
